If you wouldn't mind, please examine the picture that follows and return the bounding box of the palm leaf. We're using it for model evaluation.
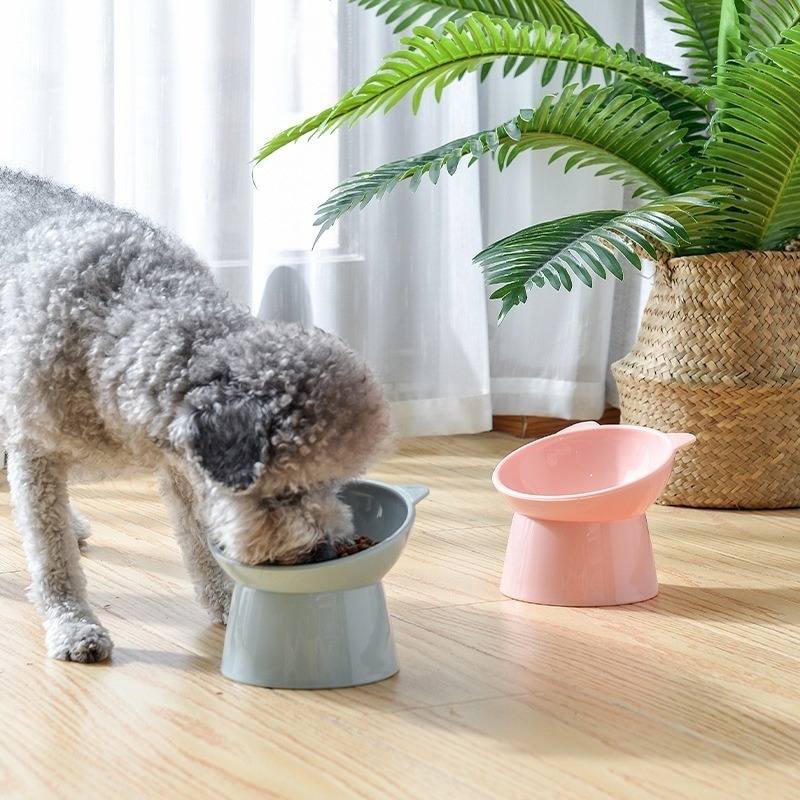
[658,0,722,83]
[599,40,712,141]
[703,28,800,249]
[499,87,698,197]
[747,0,800,54]
[255,14,709,163]
[625,83,711,142]
[717,0,750,68]
[312,84,701,241]
[475,189,728,320]
[312,136,485,244]
[348,0,603,40]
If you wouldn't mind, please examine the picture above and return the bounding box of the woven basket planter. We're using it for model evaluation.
[611,250,800,508]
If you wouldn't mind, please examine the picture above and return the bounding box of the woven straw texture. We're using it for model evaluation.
[612,250,800,508]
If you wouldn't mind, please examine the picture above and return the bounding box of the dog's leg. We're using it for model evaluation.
[6,446,113,662]
[158,465,232,625]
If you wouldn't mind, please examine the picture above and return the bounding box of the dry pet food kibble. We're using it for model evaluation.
[335,536,377,558]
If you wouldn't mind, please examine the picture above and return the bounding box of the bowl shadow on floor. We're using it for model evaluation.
[96,623,225,670]
[423,627,800,767]
[287,596,800,767]
[649,584,800,624]
[108,646,219,673]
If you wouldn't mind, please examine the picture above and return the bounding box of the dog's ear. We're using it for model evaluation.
[169,397,268,491]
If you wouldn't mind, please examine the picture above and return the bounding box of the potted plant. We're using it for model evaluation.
[255,0,800,509]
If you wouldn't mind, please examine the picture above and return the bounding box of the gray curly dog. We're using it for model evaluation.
[0,167,392,662]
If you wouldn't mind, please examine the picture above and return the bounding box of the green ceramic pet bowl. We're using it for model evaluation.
[208,479,428,689]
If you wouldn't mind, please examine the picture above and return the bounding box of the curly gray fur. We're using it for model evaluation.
[0,167,392,662]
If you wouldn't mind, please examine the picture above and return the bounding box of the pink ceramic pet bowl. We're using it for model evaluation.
[493,421,695,606]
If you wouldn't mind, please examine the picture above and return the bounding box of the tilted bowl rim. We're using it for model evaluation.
[206,479,424,591]
[492,424,683,503]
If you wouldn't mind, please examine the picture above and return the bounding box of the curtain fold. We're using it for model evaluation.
[0,0,649,437]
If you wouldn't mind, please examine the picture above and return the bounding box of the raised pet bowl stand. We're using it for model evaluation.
[209,480,428,689]
[493,421,695,607]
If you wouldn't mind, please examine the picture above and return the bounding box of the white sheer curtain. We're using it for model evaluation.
[0,0,253,305]
[253,3,492,436]
[0,0,651,436]
[480,0,642,419]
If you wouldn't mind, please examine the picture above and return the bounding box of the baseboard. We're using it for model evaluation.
[492,407,621,439]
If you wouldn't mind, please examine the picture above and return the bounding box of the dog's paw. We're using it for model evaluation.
[46,619,114,663]
[70,508,92,548]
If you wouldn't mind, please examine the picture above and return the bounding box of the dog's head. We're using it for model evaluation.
[167,323,392,564]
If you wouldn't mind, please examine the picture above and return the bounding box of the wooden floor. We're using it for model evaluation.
[1,433,800,798]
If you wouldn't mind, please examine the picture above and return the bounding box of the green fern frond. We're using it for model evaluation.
[255,14,709,163]
[621,83,711,142]
[476,189,728,320]
[312,84,701,241]
[703,28,800,248]
[658,0,722,83]
[312,136,483,243]
[479,84,699,195]
[746,0,800,54]
[598,37,712,140]
[348,0,602,40]
[717,0,750,69]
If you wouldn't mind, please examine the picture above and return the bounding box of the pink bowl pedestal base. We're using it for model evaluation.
[500,512,659,607]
